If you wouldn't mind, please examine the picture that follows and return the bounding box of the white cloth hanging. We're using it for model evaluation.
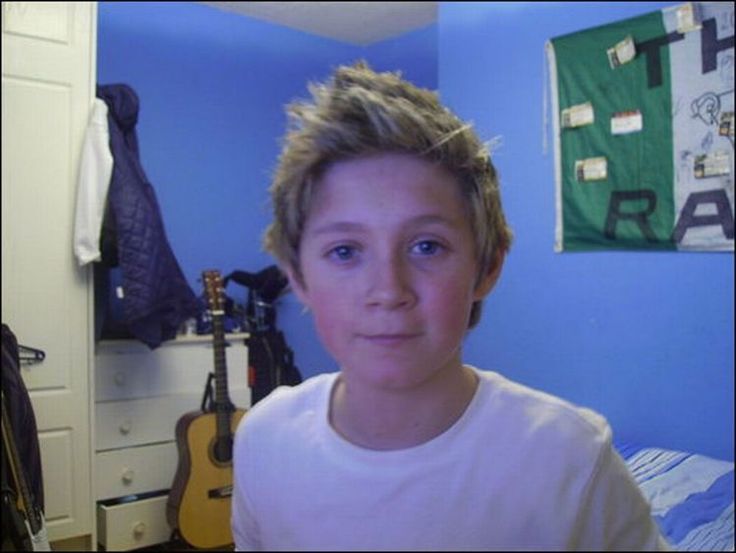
[73,98,113,266]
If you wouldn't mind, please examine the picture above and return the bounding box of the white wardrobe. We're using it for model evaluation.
[2,2,97,547]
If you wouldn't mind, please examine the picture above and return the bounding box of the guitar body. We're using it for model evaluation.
[168,408,246,549]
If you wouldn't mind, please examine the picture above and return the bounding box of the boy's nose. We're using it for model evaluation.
[365,256,416,310]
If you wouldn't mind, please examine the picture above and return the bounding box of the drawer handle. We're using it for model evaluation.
[119,420,132,435]
[132,521,146,539]
[121,468,135,485]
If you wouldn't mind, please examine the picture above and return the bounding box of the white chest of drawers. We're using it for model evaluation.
[94,334,250,550]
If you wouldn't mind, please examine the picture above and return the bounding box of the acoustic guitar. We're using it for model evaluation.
[167,269,247,549]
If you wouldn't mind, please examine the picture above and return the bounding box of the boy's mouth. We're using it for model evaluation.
[359,333,421,346]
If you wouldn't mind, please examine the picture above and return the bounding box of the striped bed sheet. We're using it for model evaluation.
[616,442,734,551]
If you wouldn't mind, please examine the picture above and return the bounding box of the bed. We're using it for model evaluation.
[616,442,734,551]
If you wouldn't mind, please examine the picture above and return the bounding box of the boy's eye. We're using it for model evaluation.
[411,240,442,256]
[328,244,356,262]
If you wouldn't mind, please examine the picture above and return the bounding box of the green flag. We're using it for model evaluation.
[547,2,734,252]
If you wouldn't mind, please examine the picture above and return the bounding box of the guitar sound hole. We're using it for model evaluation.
[213,436,233,464]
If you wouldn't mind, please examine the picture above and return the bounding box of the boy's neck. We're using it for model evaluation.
[328,363,478,451]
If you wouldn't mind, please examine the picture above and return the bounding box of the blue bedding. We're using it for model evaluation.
[617,443,735,551]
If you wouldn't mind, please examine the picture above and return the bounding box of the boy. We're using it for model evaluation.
[231,61,669,551]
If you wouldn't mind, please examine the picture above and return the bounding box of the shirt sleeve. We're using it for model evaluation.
[231,419,262,551]
[573,441,673,551]
[73,98,113,266]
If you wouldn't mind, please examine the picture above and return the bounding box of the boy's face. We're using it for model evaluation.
[289,152,501,392]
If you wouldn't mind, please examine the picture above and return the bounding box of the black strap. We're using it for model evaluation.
[1,416,33,550]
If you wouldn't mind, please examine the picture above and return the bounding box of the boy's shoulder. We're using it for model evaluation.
[237,372,338,435]
[474,367,612,453]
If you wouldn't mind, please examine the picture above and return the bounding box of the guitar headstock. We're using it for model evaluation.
[202,270,224,314]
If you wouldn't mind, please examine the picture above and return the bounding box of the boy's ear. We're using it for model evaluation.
[473,250,505,301]
[283,265,310,308]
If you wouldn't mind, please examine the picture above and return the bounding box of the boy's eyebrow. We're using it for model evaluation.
[407,214,462,228]
[309,214,461,236]
[309,221,367,236]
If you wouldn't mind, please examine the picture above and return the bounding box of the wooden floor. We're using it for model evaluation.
[132,534,233,551]
[4,526,231,551]
[46,532,230,551]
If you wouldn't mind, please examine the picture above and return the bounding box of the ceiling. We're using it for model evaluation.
[199,1,438,46]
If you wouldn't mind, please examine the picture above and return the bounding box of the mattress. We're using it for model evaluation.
[617,442,735,551]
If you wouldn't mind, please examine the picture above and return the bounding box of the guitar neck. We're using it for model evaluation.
[202,268,238,445]
[210,313,233,439]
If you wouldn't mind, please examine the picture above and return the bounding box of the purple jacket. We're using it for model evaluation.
[97,84,200,348]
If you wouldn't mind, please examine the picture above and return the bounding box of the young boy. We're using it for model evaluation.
[231,61,670,551]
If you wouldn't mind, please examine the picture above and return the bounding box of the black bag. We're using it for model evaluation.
[225,266,303,404]
[1,324,44,512]
[246,330,302,405]
[1,324,45,551]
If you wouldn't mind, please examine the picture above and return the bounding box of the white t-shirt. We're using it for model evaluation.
[232,367,670,551]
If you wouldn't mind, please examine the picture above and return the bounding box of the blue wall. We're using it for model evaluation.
[440,2,734,461]
[96,2,436,387]
[98,2,733,461]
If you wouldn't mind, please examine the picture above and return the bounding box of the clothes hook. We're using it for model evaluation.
[17,344,45,365]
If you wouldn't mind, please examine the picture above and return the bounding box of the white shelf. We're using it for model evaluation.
[98,332,250,348]
[166,332,250,344]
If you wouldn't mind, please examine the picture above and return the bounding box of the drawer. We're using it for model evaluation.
[97,493,171,551]
[95,388,250,451]
[95,335,249,401]
[96,442,178,501]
